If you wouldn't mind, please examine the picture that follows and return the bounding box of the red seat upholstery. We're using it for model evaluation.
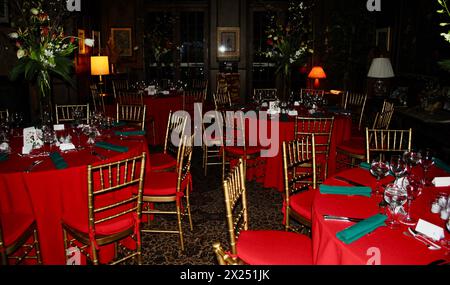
[149,153,177,171]
[1,213,34,246]
[62,213,135,236]
[224,146,261,156]
[144,171,179,196]
[337,137,365,155]
[237,230,312,265]
[289,190,317,221]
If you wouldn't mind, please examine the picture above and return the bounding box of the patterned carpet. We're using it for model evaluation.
[139,147,286,265]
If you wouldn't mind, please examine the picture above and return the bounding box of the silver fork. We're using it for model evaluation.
[25,160,43,173]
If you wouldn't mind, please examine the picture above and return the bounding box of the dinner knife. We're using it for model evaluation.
[323,215,365,223]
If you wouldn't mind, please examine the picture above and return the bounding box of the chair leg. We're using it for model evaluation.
[186,189,193,231]
[176,204,185,251]
[91,240,99,265]
[203,145,208,176]
[33,228,42,264]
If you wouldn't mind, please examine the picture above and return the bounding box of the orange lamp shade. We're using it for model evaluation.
[90,56,110,76]
[308,66,327,79]
[308,66,326,89]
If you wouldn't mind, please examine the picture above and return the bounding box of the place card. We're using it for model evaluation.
[432,177,450,187]
[415,219,445,241]
[59,143,76,151]
[53,124,65,131]
[288,110,298,116]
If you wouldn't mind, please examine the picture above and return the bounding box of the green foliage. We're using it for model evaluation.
[437,0,450,72]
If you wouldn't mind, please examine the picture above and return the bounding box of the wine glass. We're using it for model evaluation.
[420,149,435,186]
[369,159,390,195]
[384,183,408,229]
[390,155,407,185]
[400,174,423,226]
[42,126,55,155]
[403,151,422,174]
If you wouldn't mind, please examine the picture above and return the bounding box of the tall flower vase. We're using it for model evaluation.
[29,71,53,125]
[277,69,292,102]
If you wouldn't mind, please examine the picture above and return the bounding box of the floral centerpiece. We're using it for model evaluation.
[262,0,314,99]
[8,0,93,122]
[437,0,450,71]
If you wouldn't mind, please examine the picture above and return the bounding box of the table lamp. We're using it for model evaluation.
[90,56,110,94]
[367,57,395,97]
[308,66,327,89]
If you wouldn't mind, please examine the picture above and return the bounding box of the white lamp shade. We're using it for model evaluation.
[367,58,395,78]
[90,56,110,76]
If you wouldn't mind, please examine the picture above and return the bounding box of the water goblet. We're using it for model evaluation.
[390,155,407,185]
[420,149,435,186]
[369,159,390,195]
[400,174,423,226]
[384,183,408,229]
[42,126,55,155]
[403,151,422,174]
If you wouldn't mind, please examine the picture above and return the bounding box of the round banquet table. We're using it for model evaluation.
[242,111,351,192]
[0,128,150,265]
[312,166,450,265]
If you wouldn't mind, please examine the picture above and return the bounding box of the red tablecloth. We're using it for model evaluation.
[261,115,351,192]
[312,167,450,265]
[0,130,150,265]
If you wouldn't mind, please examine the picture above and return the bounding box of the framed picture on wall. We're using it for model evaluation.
[92,30,101,55]
[0,0,8,24]
[78,29,86,54]
[376,27,391,52]
[111,27,132,57]
[217,27,240,60]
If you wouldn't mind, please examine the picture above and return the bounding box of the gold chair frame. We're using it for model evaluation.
[202,107,224,176]
[213,91,232,111]
[55,104,90,124]
[163,111,188,162]
[182,90,206,111]
[365,128,413,163]
[342,92,368,131]
[116,104,147,131]
[142,134,195,251]
[253,88,278,103]
[0,220,42,265]
[62,152,147,265]
[282,135,317,231]
[90,84,105,114]
[112,79,130,99]
[117,91,144,105]
[294,116,334,183]
[0,109,9,121]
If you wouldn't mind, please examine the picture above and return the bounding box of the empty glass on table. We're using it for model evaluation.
[384,183,408,229]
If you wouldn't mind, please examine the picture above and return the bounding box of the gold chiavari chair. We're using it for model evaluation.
[335,108,396,170]
[116,104,146,131]
[192,78,208,92]
[0,109,9,121]
[55,104,90,124]
[382,100,395,113]
[222,111,264,181]
[142,134,195,251]
[112,79,130,100]
[300,89,325,102]
[182,90,206,112]
[253,88,278,103]
[213,91,232,111]
[283,135,317,233]
[213,158,312,265]
[202,108,225,176]
[294,116,334,183]
[90,84,105,114]
[61,152,147,265]
[149,110,188,172]
[0,202,42,265]
[117,91,144,105]
[342,92,368,132]
[366,128,413,163]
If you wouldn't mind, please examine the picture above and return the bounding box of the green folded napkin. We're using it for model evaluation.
[336,214,387,244]
[433,157,450,173]
[359,162,370,170]
[95,141,129,153]
[114,130,146,137]
[320,185,372,197]
[112,121,127,127]
[50,152,68,170]
[0,153,9,162]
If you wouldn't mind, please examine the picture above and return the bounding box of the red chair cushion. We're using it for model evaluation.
[224,146,261,156]
[1,213,35,246]
[149,153,177,171]
[237,230,312,265]
[143,171,178,196]
[289,189,316,221]
[62,213,135,237]
[337,138,365,155]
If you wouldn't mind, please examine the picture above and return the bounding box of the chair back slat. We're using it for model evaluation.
[55,104,90,124]
[112,80,130,99]
[213,91,232,111]
[117,91,143,105]
[342,92,368,131]
[253,88,278,103]
[164,111,188,156]
[366,128,413,162]
[116,104,146,130]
